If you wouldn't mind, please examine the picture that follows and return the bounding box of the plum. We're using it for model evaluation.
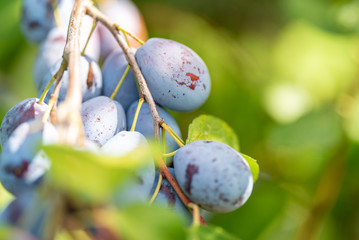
[102,49,139,111]
[0,120,58,196]
[38,55,102,104]
[0,98,48,147]
[101,131,155,208]
[173,140,253,213]
[135,38,211,112]
[126,100,182,157]
[81,96,126,146]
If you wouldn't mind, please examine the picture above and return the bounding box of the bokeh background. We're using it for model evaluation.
[1,0,359,239]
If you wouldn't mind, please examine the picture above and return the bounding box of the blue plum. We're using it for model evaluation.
[101,131,155,208]
[21,0,73,42]
[102,49,139,110]
[81,96,126,146]
[0,191,56,239]
[150,168,191,223]
[0,120,58,196]
[38,55,102,104]
[126,100,182,156]
[33,28,67,90]
[97,0,148,59]
[173,140,253,213]
[0,98,48,147]
[33,23,101,89]
[135,38,211,112]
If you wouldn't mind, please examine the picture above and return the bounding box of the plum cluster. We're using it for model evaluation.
[0,0,254,238]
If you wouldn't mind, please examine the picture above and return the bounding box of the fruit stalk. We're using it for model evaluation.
[159,160,207,225]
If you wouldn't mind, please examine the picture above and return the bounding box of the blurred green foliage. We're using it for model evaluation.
[1,0,359,239]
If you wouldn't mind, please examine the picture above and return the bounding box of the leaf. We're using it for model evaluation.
[241,154,259,183]
[43,144,159,203]
[0,226,11,239]
[115,204,187,240]
[186,115,240,151]
[186,115,259,182]
[187,225,240,240]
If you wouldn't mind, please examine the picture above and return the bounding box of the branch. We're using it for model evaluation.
[159,160,207,225]
[85,5,163,139]
[85,3,207,225]
[55,0,90,145]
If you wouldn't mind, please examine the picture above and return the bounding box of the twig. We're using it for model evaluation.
[159,160,207,225]
[85,4,163,139]
[56,0,90,145]
[85,3,207,225]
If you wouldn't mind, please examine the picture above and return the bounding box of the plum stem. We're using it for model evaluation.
[188,203,200,227]
[162,149,178,158]
[38,60,67,105]
[110,64,131,100]
[159,160,207,225]
[115,24,144,45]
[130,98,145,131]
[149,173,162,205]
[81,19,97,56]
[123,31,130,47]
[51,0,62,28]
[162,129,167,164]
[86,4,163,141]
[161,122,185,147]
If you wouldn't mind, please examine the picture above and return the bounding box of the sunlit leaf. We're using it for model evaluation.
[187,225,240,240]
[116,204,186,240]
[241,154,259,183]
[43,144,159,203]
[186,115,240,151]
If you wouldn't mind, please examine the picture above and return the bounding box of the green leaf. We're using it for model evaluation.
[0,226,11,239]
[115,204,187,240]
[43,143,159,203]
[241,154,259,183]
[186,115,240,151]
[186,115,259,182]
[187,225,240,240]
